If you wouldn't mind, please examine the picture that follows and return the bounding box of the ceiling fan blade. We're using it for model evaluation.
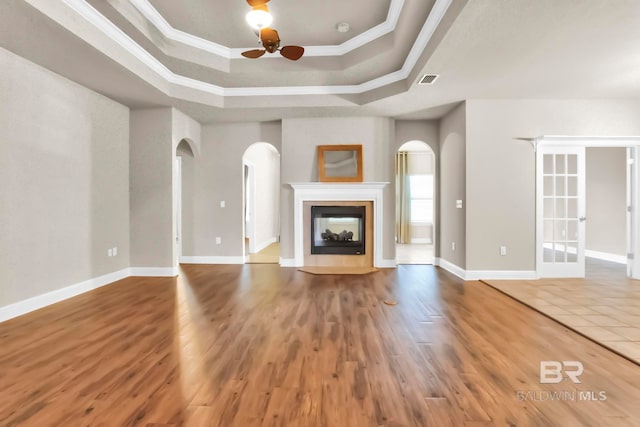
[280,45,305,61]
[241,49,266,59]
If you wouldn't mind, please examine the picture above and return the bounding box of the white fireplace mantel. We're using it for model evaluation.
[289,182,389,268]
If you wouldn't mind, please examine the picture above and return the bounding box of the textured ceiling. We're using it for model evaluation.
[148,0,392,48]
[2,0,640,123]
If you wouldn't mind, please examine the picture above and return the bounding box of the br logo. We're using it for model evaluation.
[540,361,584,384]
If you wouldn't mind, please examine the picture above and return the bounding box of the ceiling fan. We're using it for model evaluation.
[241,0,305,61]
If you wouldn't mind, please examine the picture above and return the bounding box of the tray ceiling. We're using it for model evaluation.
[3,0,639,123]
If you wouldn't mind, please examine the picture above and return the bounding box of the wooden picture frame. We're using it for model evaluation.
[317,145,363,182]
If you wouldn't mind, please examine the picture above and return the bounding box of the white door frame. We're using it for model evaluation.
[535,136,640,279]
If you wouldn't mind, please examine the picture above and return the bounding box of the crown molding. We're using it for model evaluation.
[129,0,405,59]
[129,0,231,57]
[48,0,452,98]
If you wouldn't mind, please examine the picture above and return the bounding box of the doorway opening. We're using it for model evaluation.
[395,141,435,265]
[242,142,280,264]
[584,147,628,280]
[535,137,640,280]
[175,139,195,266]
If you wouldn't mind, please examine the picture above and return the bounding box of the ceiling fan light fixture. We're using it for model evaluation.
[246,9,273,30]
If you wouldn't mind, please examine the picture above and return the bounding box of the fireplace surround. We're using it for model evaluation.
[289,182,388,267]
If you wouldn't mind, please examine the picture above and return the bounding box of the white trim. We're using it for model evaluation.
[535,135,640,148]
[585,250,627,265]
[378,259,398,268]
[130,267,179,276]
[0,268,129,322]
[180,256,245,265]
[40,0,452,98]
[436,259,537,281]
[465,270,538,280]
[290,182,389,268]
[279,258,297,267]
[129,0,230,57]
[436,258,466,280]
[254,237,278,254]
[130,0,406,58]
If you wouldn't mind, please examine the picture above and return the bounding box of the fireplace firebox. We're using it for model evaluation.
[311,206,365,255]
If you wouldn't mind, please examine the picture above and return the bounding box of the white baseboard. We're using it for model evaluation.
[180,256,245,265]
[0,268,130,323]
[376,259,397,268]
[585,249,627,265]
[435,258,536,280]
[279,258,297,267]
[129,267,179,277]
[436,258,466,280]
[252,237,277,254]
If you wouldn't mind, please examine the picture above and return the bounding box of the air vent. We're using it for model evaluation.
[418,74,439,85]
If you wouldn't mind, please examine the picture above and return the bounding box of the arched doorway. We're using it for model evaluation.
[175,139,196,265]
[243,142,280,263]
[396,141,436,264]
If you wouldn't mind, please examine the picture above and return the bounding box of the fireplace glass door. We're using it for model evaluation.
[311,206,365,255]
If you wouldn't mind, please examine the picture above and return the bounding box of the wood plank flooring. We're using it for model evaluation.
[1,264,639,426]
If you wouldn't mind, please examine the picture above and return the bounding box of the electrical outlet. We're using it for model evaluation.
[456,200,463,209]
[216,237,222,245]
[500,246,507,256]
[108,248,113,257]
[451,242,456,252]
[113,247,118,256]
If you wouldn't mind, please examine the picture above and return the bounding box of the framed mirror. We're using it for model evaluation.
[317,145,363,182]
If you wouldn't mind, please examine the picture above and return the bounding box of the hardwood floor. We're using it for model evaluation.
[1,265,639,426]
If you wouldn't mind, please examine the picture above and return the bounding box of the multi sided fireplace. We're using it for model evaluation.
[310,205,365,255]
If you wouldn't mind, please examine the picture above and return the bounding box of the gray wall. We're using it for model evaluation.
[0,47,130,306]
[465,99,640,271]
[280,117,395,261]
[586,147,627,256]
[438,103,466,268]
[129,108,174,268]
[191,121,282,257]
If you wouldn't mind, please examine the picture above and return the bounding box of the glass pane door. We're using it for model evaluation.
[628,147,640,279]
[537,146,585,277]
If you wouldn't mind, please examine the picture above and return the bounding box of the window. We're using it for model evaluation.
[409,175,433,223]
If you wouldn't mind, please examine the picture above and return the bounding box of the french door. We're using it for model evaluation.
[628,147,640,279]
[536,146,586,278]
